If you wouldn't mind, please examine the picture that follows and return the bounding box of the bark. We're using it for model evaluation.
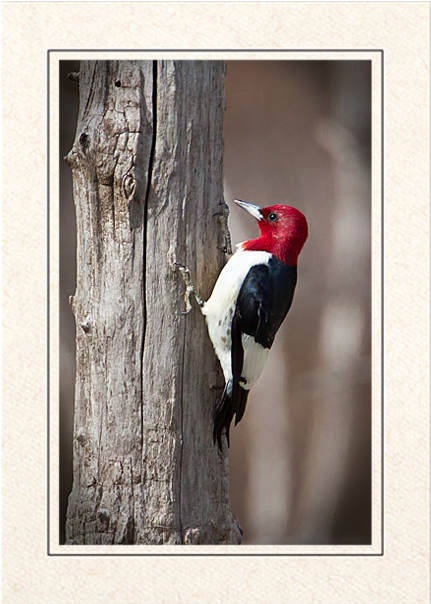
[65,60,241,545]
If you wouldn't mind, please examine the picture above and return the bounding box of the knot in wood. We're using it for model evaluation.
[79,132,90,152]
[76,428,87,445]
[80,315,92,334]
[184,527,205,544]
[98,509,110,525]
[67,71,80,83]
[64,150,79,169]
[123,172,136,201]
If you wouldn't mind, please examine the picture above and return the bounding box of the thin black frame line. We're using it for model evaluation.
[46,47,51,557]
[380,48,385,556]
[49,48,383,53]
[46,49,385,558]
[49,552,383,558]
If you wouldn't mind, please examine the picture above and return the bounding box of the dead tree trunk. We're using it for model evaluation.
[65,60,241,545]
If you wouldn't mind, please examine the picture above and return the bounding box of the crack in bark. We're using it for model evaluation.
[179,298,186,544]
[129,456,136,543]
[140,61,158,539]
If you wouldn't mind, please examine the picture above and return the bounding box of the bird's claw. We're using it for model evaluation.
[173,262,204,314]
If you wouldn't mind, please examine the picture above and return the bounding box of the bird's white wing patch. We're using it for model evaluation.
[240,334,269,390]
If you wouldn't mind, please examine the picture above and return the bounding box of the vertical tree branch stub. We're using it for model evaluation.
[66,60,241,545]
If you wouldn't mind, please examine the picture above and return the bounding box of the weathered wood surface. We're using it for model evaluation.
[65,60,241,545]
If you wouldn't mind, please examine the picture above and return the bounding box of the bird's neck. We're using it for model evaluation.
[240,236,299,267]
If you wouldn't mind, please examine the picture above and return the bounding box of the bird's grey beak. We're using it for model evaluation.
[234,199,263,221]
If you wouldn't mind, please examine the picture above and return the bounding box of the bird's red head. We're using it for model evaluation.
[235,200,308,266]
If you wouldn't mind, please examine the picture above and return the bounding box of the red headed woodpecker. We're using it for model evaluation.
[176,199,308,451]
[203,200,308,450]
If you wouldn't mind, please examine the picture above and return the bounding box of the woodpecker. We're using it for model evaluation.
[176,199,308,451]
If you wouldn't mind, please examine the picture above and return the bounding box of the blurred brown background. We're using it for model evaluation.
[60,60,371,545]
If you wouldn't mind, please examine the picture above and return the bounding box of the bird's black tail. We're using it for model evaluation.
[213,384,249,451]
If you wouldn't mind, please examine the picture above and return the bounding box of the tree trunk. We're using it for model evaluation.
[65,60,241,545]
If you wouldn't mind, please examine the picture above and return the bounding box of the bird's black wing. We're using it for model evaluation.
[236,259,298,347]
[231,259,298,422]
[213,258,297,450]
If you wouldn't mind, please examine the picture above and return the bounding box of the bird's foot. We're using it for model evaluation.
[173,262,204,315]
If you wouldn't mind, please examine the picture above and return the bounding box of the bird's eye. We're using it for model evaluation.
[268,212,278,222]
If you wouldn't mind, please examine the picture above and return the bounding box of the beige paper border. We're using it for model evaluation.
[2,2,429,603]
